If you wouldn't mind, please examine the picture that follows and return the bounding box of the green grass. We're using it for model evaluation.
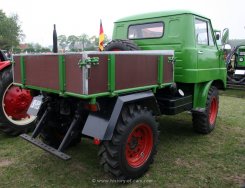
[220,88,245,98]
[0,90,244,188]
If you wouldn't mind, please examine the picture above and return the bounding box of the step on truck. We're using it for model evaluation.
[14,10,227,180]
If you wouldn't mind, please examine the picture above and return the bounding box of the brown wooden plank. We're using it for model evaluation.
[65,54,83,94]
[25,55,59,90]
[115,55,158,90]
[164,55,174,83]
[88,54,108,94]
[13,56,21,84]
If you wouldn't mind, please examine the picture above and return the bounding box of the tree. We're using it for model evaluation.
[87,34,110,51]
[24,43,35,53]
[13,46,21,54]
[58,35,67,52]
[67,35,78,51]
[0,10,24,50]
[57,33,111,52]
[78,34,90,51]
[23,43,51,53]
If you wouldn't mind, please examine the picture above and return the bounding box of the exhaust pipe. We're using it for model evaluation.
[53,24,58,53]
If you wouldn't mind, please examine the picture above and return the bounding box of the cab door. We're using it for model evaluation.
[195,18,220,81]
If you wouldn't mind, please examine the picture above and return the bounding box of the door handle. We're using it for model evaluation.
[198,51,204,54]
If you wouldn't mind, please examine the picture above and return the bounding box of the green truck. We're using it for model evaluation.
[14,10,227,180]
[226,45,245,88]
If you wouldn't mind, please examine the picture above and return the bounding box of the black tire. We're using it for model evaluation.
[98,105,159,180]
[0,67,36,136]
[104,39,140,51]
[192,86,219,134]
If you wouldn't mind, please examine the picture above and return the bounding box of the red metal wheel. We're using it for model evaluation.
[99,105,158,179]
[2,84,35,125]
[125,123,153,168]
[209,97,218,125]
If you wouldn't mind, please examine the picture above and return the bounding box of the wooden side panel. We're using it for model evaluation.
[13,56,21,84]
[25,55,59,90]
[88,54,108,94]
[164,55,174,83]
[65,54,83,94]
[115,55,158,90]
[13,53,174,96]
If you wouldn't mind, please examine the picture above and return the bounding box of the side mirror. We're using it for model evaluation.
[216,34,220,40]
[221,28,229,45]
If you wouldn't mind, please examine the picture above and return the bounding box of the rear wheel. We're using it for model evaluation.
[98,105,159,180]
[0,67,36,136]
[192,86,219,134]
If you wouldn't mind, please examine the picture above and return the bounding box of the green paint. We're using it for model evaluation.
[108,54,115,92]
[13,83,23,87]
[90,98,96,104]
[18,82,173,101]
[237,46,245,67]
[58,55,65,94]
[78,57,99,67]
[115,10,207,23]
[64,91,110,99]
[158,56,163,85]
[25,85,60,94]
[113,10,227,107]
[113,11,226,84]
[20,56,26,85]
[193,81,212,108]
[114,83,172,95]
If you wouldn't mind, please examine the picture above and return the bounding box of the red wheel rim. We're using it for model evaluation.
[125,124,153,168]
[2,84,34,124]
[209,97,218,125]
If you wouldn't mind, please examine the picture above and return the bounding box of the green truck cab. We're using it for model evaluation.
[112,10,226,108]
[14,10,227,180]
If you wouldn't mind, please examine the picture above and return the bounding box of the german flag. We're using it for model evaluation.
[99,20,104,51]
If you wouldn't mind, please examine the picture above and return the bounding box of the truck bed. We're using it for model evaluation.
[13,51,174,99]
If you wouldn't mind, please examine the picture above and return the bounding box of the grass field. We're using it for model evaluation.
[0,89,244,188]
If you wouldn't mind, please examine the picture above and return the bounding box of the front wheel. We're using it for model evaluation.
[98,105,159,180]
[192,86,219,134]
[0,67,36,136]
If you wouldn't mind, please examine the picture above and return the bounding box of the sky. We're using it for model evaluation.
[1,0,245,47]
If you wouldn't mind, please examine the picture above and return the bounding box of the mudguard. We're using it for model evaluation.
[82,90,160,140]
[0,61,11,71]
[193,81,213,111]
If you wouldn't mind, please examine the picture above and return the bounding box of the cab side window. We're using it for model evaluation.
[128,22,164,39]
[195,19,214,46]
[195,19,208,45]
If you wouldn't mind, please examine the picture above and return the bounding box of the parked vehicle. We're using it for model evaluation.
[226,45,245,89]
[15,10,227,180]
[0,50,36,136]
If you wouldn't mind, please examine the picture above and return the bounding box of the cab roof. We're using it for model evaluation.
[115,10,209,23]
